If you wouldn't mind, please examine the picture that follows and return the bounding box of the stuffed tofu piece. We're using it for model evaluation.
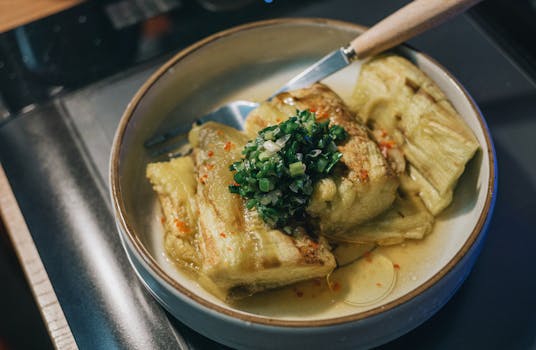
[187,122,335,300]
[246,83,399,237]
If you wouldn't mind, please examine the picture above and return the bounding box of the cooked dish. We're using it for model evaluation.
[146,55,479,301]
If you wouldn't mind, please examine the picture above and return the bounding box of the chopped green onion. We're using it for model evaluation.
[259,178,274,192]
[316,157,328,173]
[289,161,305,177]
[246,199,257,209]
[258,151,271,161]
[228,109,347,230]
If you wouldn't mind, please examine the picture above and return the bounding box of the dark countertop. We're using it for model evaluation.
[0,0,535,349]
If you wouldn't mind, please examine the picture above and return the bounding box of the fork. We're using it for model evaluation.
[145,0,480,157]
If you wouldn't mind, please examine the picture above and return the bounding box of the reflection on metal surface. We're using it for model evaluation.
[0,95,10,124]
[105,0,183,29]
[0,105,188,349]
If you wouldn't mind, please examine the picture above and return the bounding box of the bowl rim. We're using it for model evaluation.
[110,17,497,328]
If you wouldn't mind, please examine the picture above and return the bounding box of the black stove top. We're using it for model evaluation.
[2,0,536,118]
[0,0,318,116]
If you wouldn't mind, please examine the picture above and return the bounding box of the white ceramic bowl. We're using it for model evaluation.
[110,18,496,349]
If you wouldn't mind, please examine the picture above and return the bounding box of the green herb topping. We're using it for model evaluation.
[229,109,348,230]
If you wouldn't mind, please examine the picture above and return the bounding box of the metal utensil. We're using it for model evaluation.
[145,0,481,155]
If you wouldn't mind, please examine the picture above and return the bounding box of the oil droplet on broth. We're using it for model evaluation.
[331,252,397,307]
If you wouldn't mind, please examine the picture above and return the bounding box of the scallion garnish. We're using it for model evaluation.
[229,109,348,229]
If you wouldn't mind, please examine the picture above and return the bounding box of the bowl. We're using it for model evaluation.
[110,18,496,349]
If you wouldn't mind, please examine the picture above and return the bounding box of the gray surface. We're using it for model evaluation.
[0,104,188,349]
[62,62,161,186]
[1,0,535,349]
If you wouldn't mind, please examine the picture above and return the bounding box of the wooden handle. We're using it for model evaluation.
[0,0,82,33]
[349,0,482,59]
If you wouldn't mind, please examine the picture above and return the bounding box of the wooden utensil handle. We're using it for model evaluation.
[349,0,482,59]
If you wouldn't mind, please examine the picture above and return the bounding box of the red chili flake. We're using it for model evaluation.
[380,140,396,149]
[308,241,319,249]
[223,141,234,151]
[207,150,214,157]
[314,111,329,120]
[364,251,373,262]
[231,182,240,187]
[360,169,369,182]
[309,107,317,113]
[381,129,388,137]
[160,216,166,224]
[206,163,215,171]
[276,118,282,123]
[174,219,190,233]
[199,174,209,184]
[379,139,396,159]
[217,130,224,136]
[393,263,400,270]
[376,282,383,287]
[332,281,341,292]
[219,232,227,238]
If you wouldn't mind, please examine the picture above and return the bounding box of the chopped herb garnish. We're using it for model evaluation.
[229,109,348,229]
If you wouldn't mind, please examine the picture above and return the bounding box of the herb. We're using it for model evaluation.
[229,109,347,230]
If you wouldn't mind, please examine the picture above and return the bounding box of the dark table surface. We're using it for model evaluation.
[0,0,535,349]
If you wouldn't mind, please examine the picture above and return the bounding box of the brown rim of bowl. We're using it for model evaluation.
[110,17,496,328]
